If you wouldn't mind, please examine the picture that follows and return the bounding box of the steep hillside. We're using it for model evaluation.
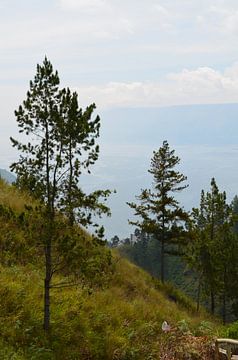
[0,258,219,360]
[0,180,220,359]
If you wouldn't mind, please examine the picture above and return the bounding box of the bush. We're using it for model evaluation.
[226,321,238,339]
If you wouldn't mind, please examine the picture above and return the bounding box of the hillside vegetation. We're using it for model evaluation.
[0,180,220,359]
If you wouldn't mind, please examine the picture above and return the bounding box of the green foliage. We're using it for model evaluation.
[186,178,238,320]
[232,195,238,234]
[119,229,192,289]
[177,319,190,334]
[194,320,214,336]
[225,321,238,339]
[0,204,36,266]
[0,339,25,359]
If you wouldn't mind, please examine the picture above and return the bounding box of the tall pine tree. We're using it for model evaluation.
[10,58,111,331]
[128,140,188,283]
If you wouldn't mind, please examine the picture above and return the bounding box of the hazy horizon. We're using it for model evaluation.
[78,103,238,239]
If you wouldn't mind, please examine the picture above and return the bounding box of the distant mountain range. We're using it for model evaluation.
[0,168,16,183]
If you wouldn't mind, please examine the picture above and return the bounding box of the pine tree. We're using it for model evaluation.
[187,178,237,320]
[127,140,188,283]
[10,58,111,331]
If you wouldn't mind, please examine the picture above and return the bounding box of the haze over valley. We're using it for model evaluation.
[80,103,238,238]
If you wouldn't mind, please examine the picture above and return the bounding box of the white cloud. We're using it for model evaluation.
[75,64,238,109]
[58,0,135,40]
[204,4,238,36]
[2,1,238,112]
[60,0,108,11]
[2,0,238,68]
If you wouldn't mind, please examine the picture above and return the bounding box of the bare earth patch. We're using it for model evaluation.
[159,331,214,360]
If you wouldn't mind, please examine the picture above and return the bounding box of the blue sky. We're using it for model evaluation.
[1,1,238,238]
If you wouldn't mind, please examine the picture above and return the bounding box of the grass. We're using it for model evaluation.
[0,179,222,359]
[0,256,221,359]
[0,178,33,212]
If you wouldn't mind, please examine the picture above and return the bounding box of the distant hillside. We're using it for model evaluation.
[0,168,15,183]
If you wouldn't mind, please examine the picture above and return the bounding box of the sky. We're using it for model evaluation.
[1,0,238,238]
[2,0,238,111]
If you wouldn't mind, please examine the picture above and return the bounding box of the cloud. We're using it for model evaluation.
[198,4,238,36]
[1,1,238,113]
[2,0,238,69]
[58,0,135,38]
[58,0,177,38]
[75,63,238,109]
[60,0,108,12]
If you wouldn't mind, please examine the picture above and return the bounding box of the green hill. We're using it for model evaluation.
[0,180,220,359]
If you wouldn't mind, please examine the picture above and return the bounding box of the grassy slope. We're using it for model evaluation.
[0,180,221,359]
[0,258,220,360]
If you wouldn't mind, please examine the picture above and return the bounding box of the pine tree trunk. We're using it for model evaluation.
[68,138,74,226]
[44,122,52,332]
[161,238,165,283]
[210,204,215,315]
[211,290,215,314]
[222,267,227,325]
[222,292,226,325]
[160,210,165,284]
[44,239,51,332]
[196,278,201,312]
